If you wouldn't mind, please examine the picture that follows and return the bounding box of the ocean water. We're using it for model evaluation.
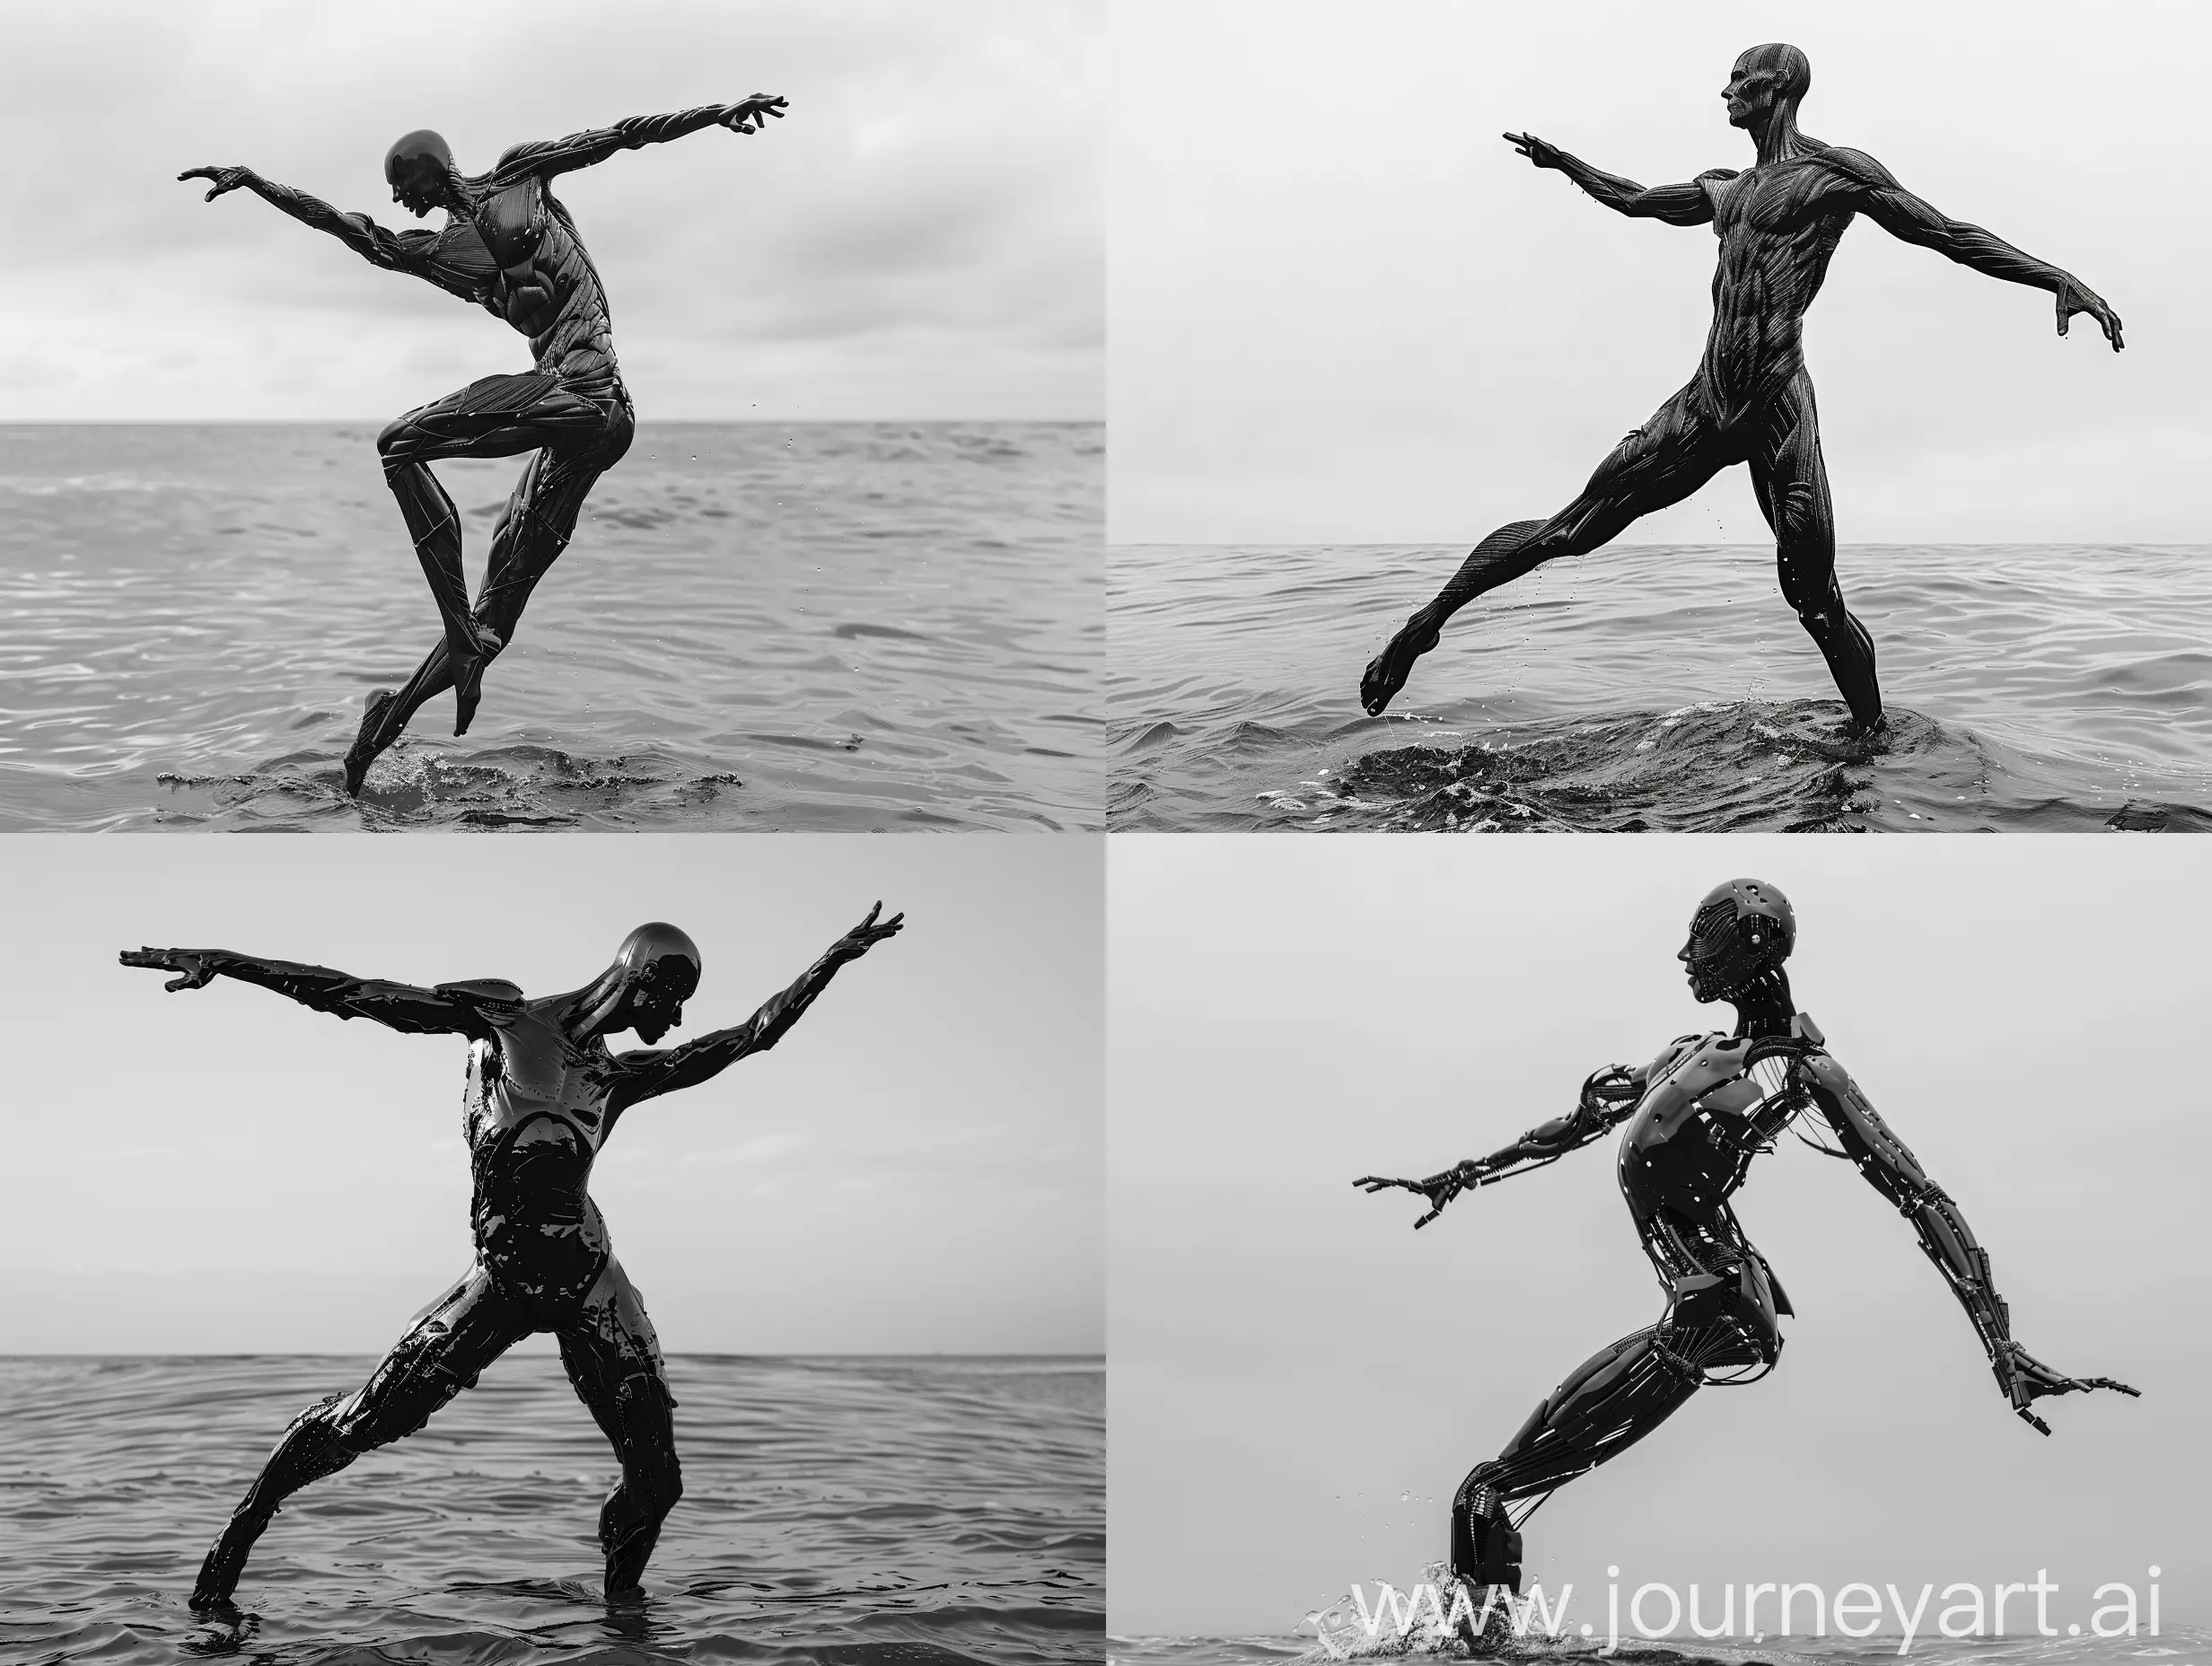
[0,422,1102,831]
[1108,544,2212,831]
[1108,1629,2211,1666]
[0,1354,1102,1664]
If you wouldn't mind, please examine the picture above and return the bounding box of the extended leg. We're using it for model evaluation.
[189,1268,530,1609]
[558,1258,682,1602]
[1361,384,1737,715]
[1751,372,1881,729]
[373,373,608,741]
[1449,1213,1786,1591]
[344,408,630,795]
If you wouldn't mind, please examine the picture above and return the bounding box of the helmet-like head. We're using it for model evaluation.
[610,922,701,1043]
[384,128,454,218]
[1723,43,1812,130]
[1679,879,1795,1003]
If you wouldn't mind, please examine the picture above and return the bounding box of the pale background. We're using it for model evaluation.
[1110,0,2210,543]
[1,835,1102,1355]
[0,0,1100,420]
[1109,837,2209,1635]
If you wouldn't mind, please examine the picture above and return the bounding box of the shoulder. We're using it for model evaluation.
[1806,144,1899,191]
[435,977,525,1011]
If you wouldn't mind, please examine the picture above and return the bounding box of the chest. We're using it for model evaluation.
[1631,1039,1806,1156]
[475,178,552,268]
[463,1022,615,1144]
[1710,161,1849,241]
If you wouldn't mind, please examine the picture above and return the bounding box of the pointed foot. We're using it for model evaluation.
[189,1525,256,1611]
[450,623,504,738]
[343,689,400,797]
[1359,618,1441,715]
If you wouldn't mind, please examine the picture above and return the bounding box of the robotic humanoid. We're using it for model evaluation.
[1357,44,2125,730]
[1356,879,2137,1598]
[178,95,787,794]
[120,906,901,1609]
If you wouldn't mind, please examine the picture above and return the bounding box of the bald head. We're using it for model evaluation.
[1723,43,1813,141]
[384,128,455,217]
[616,922,702,995]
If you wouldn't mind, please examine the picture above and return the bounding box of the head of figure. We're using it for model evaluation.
[384,129,456,218]
[1722,43,1811,132]
[610,922,702,1043]
[1679,879,1795,1004]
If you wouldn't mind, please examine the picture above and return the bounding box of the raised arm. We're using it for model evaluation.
[119,947,507,1039]
[1356,1059,1650,1229]
[487,95,786,186]
[1835,147,2123,350]
[607,903,903,1115]
[173,167,493,303]
[1502,132,1722,226]
[1800,1049,2138,1431]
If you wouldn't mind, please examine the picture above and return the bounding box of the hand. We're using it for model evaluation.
[719,95,788,136]
[1354,1162,1487,1229]
[1503,132,1564,171]
[177,165,258,202]
[118,947,221,992]
[2055,276,2124,351]
[1991,1341,2140,1434]
[831,902,905,961]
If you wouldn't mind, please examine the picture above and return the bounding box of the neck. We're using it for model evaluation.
[566,964,630,1039]
[1728,968,1795,1038]
[1748,103,1808,166]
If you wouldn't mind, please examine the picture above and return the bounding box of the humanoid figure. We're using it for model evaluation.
[179,94,786,793]
[121,906,901,1608]
[1358,44,2124,729]
[1355,879,2136,1596]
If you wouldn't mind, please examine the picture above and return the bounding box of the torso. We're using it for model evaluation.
[463,1004,627,1313]
[1617,1030,1818,1222]
[458,175,619,378]
[1698,152,1860,412]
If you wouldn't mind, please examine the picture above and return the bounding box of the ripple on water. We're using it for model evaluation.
[1109,543,2212,832]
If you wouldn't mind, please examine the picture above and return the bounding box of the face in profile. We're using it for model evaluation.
[387,153,446,217]
[625,955,699,1043]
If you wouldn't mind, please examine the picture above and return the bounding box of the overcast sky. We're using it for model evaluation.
[0,0,1099,421]
[1,835,1102,1355]
[1110,0,2212,543]
[1110,837,2209,1636]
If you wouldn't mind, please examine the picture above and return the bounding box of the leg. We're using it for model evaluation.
[1362,384,1738,714]
[190,1268,531,1609]
[344,400,631,795]
[1751,372,1882,728]
[557,1258,682,1602]
[1448,1208,1786,1591]
[373,373,608,739]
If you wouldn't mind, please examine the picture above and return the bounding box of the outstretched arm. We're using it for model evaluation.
[1801,1051,2138,1432]
[173,167,491,303]
[1839,149,2123,349]
[1502,132,1720,226]
[1355,1060,1647,1228]
[119,947,507,1038]
[608,904,903,1112]
[488,95,786,185]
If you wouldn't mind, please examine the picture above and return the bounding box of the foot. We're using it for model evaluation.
[1451,1482,1523,1595]
[342,689,399,797]
[1359,617,1440,715]
[189,1517,262,1610]
[449,622,504,738]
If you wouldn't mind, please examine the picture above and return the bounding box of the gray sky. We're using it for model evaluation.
[1109,837,2210,1636]
[1,835,1102,1355]
[1110,0,2212,543]
[0,0,1100,421]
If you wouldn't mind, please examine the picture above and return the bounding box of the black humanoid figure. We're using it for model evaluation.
[179,95,787,794]
[1355,879,2137,1597]
[1358,44,2125,729]
[120,905,901,1609]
